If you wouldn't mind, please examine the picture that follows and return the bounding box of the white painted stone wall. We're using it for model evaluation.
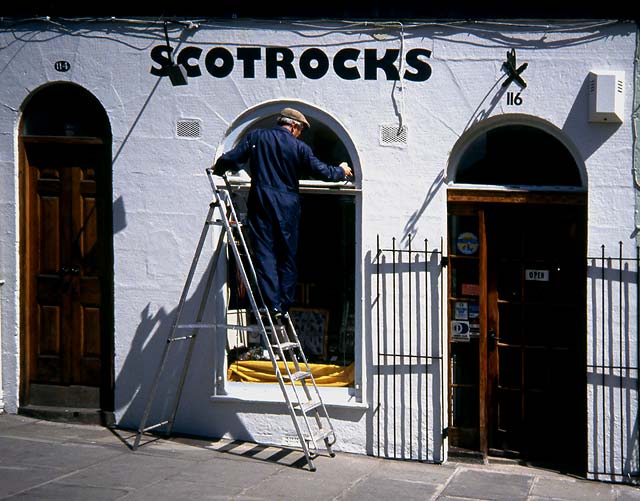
[0,17,637,474]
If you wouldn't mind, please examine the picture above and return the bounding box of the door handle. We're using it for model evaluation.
[489,328,500,343]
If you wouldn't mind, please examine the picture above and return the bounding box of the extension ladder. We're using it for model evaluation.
[132,168,337,471]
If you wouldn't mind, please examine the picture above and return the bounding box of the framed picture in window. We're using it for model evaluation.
[289,307,329,358]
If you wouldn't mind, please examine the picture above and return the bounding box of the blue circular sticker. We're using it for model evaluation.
[456,232,479,255]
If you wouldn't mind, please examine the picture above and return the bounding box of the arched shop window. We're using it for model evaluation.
[455,124,581,187]
[224,113,356,387]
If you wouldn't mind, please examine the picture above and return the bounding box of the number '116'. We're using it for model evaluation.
[506,92,522,106]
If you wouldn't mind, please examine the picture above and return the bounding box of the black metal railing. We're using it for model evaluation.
[587,243,640,482]
[373,235,446,462]
[372,237,639,480]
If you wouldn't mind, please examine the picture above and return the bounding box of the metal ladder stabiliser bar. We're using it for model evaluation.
[133,168,337,471]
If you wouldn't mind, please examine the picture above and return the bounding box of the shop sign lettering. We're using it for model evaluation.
[150,45,432,82]
[525,269,549,281]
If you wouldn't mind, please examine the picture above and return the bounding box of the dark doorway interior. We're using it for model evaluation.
[448,123,586,475]
[448,200,587,474]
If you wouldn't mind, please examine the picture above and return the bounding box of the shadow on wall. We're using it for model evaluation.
[114,251,253,443]
[114,247,366,449]
[366,239,446,462]
[463,70,512,134]
[586,247,640,480]
[563,74,621,162]
[112,196,127,234]
[402,170,445,247]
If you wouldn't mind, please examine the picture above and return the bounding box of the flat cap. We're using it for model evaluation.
[280,107,310,129]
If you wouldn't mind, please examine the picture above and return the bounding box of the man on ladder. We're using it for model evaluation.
[213,107,353,321]
[133,108,351,471]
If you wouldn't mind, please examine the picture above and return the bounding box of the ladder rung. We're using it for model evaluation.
[177,323,260,332]
[176,324,216,329]
[168,335,196,342]
[209,220,243,228]
[285,371,311,382]
[213,324,261,332]
[141,420,169,432]
[306,429,334,444]
[295,399,321,413]
[273,341,299,351]
[264,325,287,333]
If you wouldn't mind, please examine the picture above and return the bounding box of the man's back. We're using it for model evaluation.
[245,126,303,193]
[217,125,345,193]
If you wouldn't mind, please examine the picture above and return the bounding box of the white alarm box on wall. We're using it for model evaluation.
[588,70,624,123]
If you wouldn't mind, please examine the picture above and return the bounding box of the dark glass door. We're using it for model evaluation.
[486,204,586,472]
[448,198,586,474]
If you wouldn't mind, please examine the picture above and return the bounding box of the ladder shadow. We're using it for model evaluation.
[114,250,253,450]
[174,436,315,470]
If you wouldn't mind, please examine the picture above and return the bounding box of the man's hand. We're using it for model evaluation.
[339,162,353,179]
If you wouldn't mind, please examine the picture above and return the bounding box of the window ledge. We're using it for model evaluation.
[210,383,368,410]
[224,175,361,194]
[450,183,586,192]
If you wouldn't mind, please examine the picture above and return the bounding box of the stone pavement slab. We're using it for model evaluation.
[52,452,200,491]
[10,482,129,501]
[530,475,616,500]
[0,463,65,499]
[440,468,534,500]
[2,414,640,500]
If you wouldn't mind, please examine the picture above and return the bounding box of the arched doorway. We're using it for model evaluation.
[446,121,587,474]
[19,83,114,423]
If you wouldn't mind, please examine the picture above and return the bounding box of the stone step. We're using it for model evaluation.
[18,405,111,426]
[28,384,100,407]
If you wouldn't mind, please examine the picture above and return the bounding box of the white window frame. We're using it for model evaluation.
[209,100,365,408]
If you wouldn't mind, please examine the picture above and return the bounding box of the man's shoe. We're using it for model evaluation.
[272,309,283,323]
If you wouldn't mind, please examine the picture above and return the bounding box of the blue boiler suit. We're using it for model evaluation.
[214,126,346,313]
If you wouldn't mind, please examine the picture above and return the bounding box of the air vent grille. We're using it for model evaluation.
[176,119,201,138]
[380,125,408,146]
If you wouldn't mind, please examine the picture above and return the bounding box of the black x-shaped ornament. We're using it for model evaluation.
[502,49,528,88]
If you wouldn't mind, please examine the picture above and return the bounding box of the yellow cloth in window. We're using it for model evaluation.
[227,360,355,387]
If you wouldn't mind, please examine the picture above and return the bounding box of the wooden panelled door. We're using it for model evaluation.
[448,194,587,474]
[22,139,111,402]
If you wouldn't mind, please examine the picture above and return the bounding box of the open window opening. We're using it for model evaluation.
[223,112,357,387]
